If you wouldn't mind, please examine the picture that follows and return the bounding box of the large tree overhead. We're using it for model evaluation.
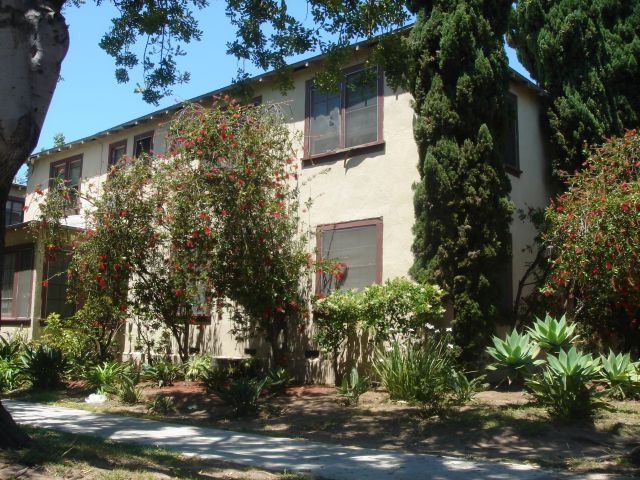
[510,0,640,176]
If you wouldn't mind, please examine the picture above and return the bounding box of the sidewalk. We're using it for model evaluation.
[3,400,613,480]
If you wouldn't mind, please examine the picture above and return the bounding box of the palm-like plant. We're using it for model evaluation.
[486,330,544,387]
[527,313,579,353]
[600,350,640,400]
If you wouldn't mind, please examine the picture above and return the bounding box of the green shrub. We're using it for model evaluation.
[265,367,294,395]
[374,332,468,414]
[527,313,579,354]
[0,357,25,392]
[84,361,126,395]
[336,367,369,406]
[117,381,144,405]
[147,394,177,415]
[447,370,485,405]
[20,344,68,390]
[526,347,606,421]
[142,359,182,387]
[486,330,544,387]
[183,354,211,382]
[211,376,269,417]
[599,350,640,400]
[0,334,23,360]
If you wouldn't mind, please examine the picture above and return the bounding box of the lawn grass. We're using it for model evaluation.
[1,427,312,480]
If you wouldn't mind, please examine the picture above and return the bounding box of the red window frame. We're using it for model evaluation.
[304,65,384,161]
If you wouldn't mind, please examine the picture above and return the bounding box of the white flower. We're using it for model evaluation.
[426,323,435,330]
[445,327,452,332]
[447,343,454,349]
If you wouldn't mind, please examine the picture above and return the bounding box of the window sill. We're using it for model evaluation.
[302,141,385,165]
[1,318,31,326]
[505,164,522,178]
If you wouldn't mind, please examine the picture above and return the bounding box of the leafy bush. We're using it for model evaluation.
[117,381,144,405]
[20,344,68,390]
[486,330,544,387]
[0,334,23,360]
[265,367,294,395]
[447,370,485,405]
[142,359,182,387]
[147,394,177,415]
[527,313,579,354]
[599,350,640,400]
[0,358,25,392]
[336,367,369,406]
[84,361,126,395]
[374,331,469,414]
[526,347,606,421]
[184,354,211,382]
[38,313,98,378]
[211,376,269,416]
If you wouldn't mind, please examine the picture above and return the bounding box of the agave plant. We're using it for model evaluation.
[526,346,605,420]
[600,350,640,400]
[486,330,544,387]
[20,344,68,390]
[527,313,579,353]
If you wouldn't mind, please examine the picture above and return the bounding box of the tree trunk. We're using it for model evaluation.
[0,0,69,450]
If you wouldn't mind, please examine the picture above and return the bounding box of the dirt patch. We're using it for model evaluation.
[6,382,640,478]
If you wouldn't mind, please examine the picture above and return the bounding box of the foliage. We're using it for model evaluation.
[543,131,640,352]
[361,279,445,342]
[147,394,177,416]
[526,347,606,421]
[486,330,544,387]
[34,99,314,366]
[527,313,579,354]
[184,355,211,382]
[117,381,144,405]
[210,376,269,417]
[313,278,445,381]
[0,334,23,361]
[37,314,99,378]
[142,359,182,387]
[599,350,640,400]
[336,367,369,406]
[374,330,471,414]
[0,358,25,392]
[265,367,294,395]
[84,361,126,395]
[19,344,68,390]
[447,370,485,405]
[398,1,514,363]
[510,2,640,176]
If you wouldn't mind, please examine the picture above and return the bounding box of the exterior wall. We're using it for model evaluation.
[15,55,551,383]
[507,81,552,318]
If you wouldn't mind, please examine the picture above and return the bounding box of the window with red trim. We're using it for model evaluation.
[49,155,82,215]
[109,139,127,166]
[305,66,383,158]
[317,218,383,294]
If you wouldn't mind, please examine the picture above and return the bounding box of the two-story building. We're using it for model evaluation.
[2,45,551,382]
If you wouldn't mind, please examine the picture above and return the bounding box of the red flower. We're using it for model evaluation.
[175,288,183,296]
[606,261,613,270]
[42,280,49,287]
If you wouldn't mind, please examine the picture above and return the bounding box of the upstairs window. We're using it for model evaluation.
[305,66,383,158]
[108,140,127,166]
[49,155,82,215]
[504,93,519,171]
[317,218,383,295]
[134,131,154,157]
[5,197,24,226]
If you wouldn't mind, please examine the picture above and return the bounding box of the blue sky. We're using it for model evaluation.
[33,3,532,154]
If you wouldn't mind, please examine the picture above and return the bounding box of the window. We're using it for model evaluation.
[108,140,127,166]
[504,93,519,171]
[305,66,383,158]
[134,131,154,157]
[317,218,383,294]
[1,247,33,319]
[41,254,75,319]
[49,155,82,214]
[5,197,24,226]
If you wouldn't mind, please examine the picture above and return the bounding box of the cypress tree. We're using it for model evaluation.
[404,1,514,361]
[510,1,640,175]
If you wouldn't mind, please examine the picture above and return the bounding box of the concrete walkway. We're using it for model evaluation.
[3,400,615,480]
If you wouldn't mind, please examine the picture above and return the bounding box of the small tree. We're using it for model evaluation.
[544,130,640,353]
